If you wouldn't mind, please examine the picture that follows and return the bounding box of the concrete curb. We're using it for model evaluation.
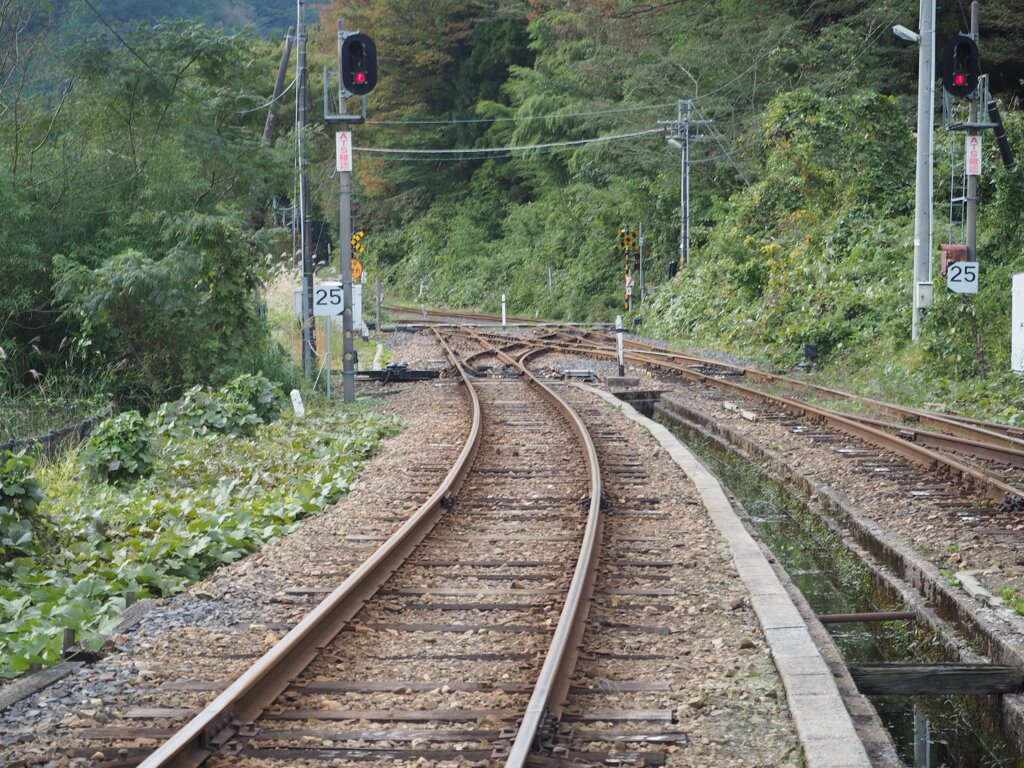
[578,384,871,768]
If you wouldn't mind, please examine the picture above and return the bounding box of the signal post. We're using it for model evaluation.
[326,24,377,402]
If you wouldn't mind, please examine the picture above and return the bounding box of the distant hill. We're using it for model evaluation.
[64,0,309,39]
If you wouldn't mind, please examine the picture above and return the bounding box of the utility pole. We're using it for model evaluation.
[297,0,316,376]
[678,102,690,266]
[964,1,980,261]
[911,0,936,341]
[660,101,709,266]
[262,26,295,147]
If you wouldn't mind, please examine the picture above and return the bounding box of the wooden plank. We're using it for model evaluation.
[527,751,666,767]
[126,708,199,719]
[817,611,917,624]
[265,707,675,723]
[79,727,179,740]
[247,727,502,742]
[299,680,532,694]
[81,726,507,742]
[0,662,84,711]
[274,708,519,722]
[849,663,1024,696]
[240,747,494,762]
[347,622,548,633]
[382,588,561,596]
[386,602,534,611]
[293,680,670,694]
[599,622,673,635]
[411,560,559,567]
[371,652,536,662]
[615,561,674,568]
[237,747,664,765]
[564,709,675,723]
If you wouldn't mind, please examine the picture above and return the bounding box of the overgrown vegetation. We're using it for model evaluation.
[314,0,1024,418]
[0,380,399,677]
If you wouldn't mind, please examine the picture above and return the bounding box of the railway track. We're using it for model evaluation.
[480,325,1024,508]
[70,328,732,767]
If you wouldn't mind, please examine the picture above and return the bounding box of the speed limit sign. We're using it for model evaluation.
[946,261,979,294]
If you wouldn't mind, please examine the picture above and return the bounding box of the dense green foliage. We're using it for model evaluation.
[79,410,158,483]
[0,394,399,677]
[6,0,1024,414]
[0,452,50,564]
[1,10,293,407]
[308,0,1024,411]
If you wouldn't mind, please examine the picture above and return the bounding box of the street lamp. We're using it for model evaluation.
[893,4,935,341]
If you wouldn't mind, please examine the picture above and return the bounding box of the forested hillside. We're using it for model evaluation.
[318,0,1024,404]
[2,0,1024,415]
[25,0,301,40]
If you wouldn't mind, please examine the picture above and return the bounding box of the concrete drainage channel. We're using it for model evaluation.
[639,393,1024,768]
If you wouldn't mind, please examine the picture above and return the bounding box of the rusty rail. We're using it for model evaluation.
[454,327,604,767]
[513,332,1023,503]
[137,332,482,768]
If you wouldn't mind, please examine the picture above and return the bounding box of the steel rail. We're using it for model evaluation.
[137,332,482,768]
[549,327,1024,454]
[513,334,1022,502]
[453,327,604,767]
[570,332,1024,468]
[625,350,1022,502]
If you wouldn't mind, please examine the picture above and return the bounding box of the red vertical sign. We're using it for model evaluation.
[336,131,353,172]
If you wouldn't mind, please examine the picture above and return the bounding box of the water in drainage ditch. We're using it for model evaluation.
[667,425,1020,768]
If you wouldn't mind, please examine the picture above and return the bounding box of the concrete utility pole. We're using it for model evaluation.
[262,26,295,147]
[297,0,316,375]
[660,101,709,267]
[965,1,980,261]
[911,0,936,342]
[674,101,691,266]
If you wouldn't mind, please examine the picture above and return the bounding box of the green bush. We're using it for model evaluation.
[0,451,50,564]
[79,411,158,483]
[219,373,285,424]
[151,374,284,438]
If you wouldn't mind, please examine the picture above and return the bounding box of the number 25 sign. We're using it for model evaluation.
[946,261,979,295]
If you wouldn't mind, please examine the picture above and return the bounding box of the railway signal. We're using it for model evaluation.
[942,34,980,98]
[341,33,378,96]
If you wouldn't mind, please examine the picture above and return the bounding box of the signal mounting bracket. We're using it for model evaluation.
[323,68,367,125]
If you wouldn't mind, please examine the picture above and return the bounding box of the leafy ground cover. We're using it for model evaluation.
[0,386,399,678]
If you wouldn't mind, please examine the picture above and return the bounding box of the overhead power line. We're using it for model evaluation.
[238,76,297,114]
[354,128,664,156]
[366,103,677,126]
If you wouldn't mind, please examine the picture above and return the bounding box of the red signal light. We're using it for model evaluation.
[355,72,367,84]
[954,74,967,85]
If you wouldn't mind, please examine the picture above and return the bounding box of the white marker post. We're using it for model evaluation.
[615,314,625,377]
[1013,274,1024,373]
[502,294,507,329]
